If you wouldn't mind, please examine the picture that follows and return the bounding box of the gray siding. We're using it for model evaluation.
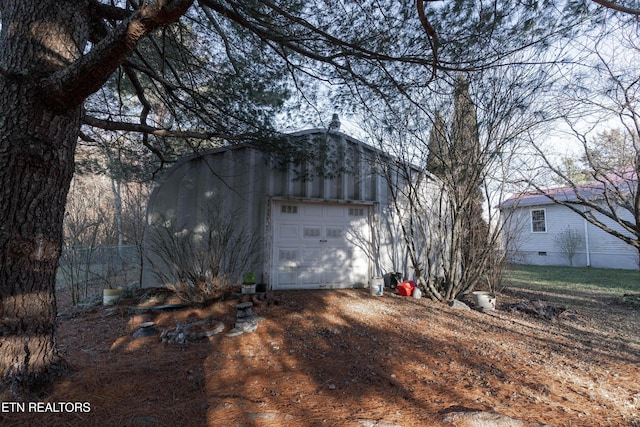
[502,202,638,270]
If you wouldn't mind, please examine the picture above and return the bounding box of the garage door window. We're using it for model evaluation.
[303,227,321,238]
[327,227,343,238]
[279,249,298,261]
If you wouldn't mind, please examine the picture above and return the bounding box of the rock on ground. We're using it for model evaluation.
[442,410,550,427]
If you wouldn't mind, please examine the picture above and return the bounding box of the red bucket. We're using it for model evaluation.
[397,280,416,296]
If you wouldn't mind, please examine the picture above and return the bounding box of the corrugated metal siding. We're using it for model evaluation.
[263,133,380,202]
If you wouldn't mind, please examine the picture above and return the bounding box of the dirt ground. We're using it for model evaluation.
[2,284,639,427]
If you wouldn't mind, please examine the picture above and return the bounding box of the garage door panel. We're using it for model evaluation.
[331,248,349,263]
[326,208,345,218]
[278,224,299,239]
[299,269,323,285]
[278,270,298,286]
[302,247,323,262]
[301,247,349,265]
[325,270,345,285]
[302,204,323,218]
[272,201,371,290]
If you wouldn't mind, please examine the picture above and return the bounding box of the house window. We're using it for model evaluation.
[531,209,546,233]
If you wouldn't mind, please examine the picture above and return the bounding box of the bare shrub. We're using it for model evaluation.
[59,178,108,304]
[146,204,258,304]
[481,249,508,293]
[554,226,585,267]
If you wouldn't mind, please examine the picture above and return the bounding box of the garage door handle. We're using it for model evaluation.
[319,239,327,243]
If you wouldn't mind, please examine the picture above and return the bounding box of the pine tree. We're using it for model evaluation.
[451,76,488,293]
[426,111,448,176]
[426,76,488,298]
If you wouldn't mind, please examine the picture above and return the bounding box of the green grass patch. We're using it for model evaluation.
[503,264,640,297]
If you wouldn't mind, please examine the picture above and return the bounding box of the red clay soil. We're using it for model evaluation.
[1,286,639,427]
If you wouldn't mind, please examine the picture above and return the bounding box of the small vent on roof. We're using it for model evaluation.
[328,113,341,132]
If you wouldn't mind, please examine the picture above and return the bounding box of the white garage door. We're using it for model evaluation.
[272,201,372,290]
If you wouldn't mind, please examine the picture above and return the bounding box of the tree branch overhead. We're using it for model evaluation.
[84,115,228,140]
[44,0,195,111]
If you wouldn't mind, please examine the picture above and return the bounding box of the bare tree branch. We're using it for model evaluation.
[83,115,226,140]
[529,142,639,248]
[122,59,178,91]
[123,65,154,128]
[416,0,439,82]
[89,0,133,20]
[592,0,640,16]
[78,131,96,143]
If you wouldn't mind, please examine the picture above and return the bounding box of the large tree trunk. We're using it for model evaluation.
[0,0,193,398]
[0,85,80,399]
[0,1,88,398]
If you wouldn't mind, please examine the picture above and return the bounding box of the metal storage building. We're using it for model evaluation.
[141,126,444,290]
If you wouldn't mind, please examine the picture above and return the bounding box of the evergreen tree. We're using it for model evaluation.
[450,76,487,282]
[426,76,488,298]
[426,111,447,176]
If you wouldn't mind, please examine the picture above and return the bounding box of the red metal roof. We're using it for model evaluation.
[500,167,638,209]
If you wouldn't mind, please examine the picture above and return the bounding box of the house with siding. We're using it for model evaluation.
[499,178,639,270]
[141,125,447,290]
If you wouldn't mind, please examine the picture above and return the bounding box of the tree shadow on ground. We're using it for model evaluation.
[3,287,638,426]
[204,288,640,426]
